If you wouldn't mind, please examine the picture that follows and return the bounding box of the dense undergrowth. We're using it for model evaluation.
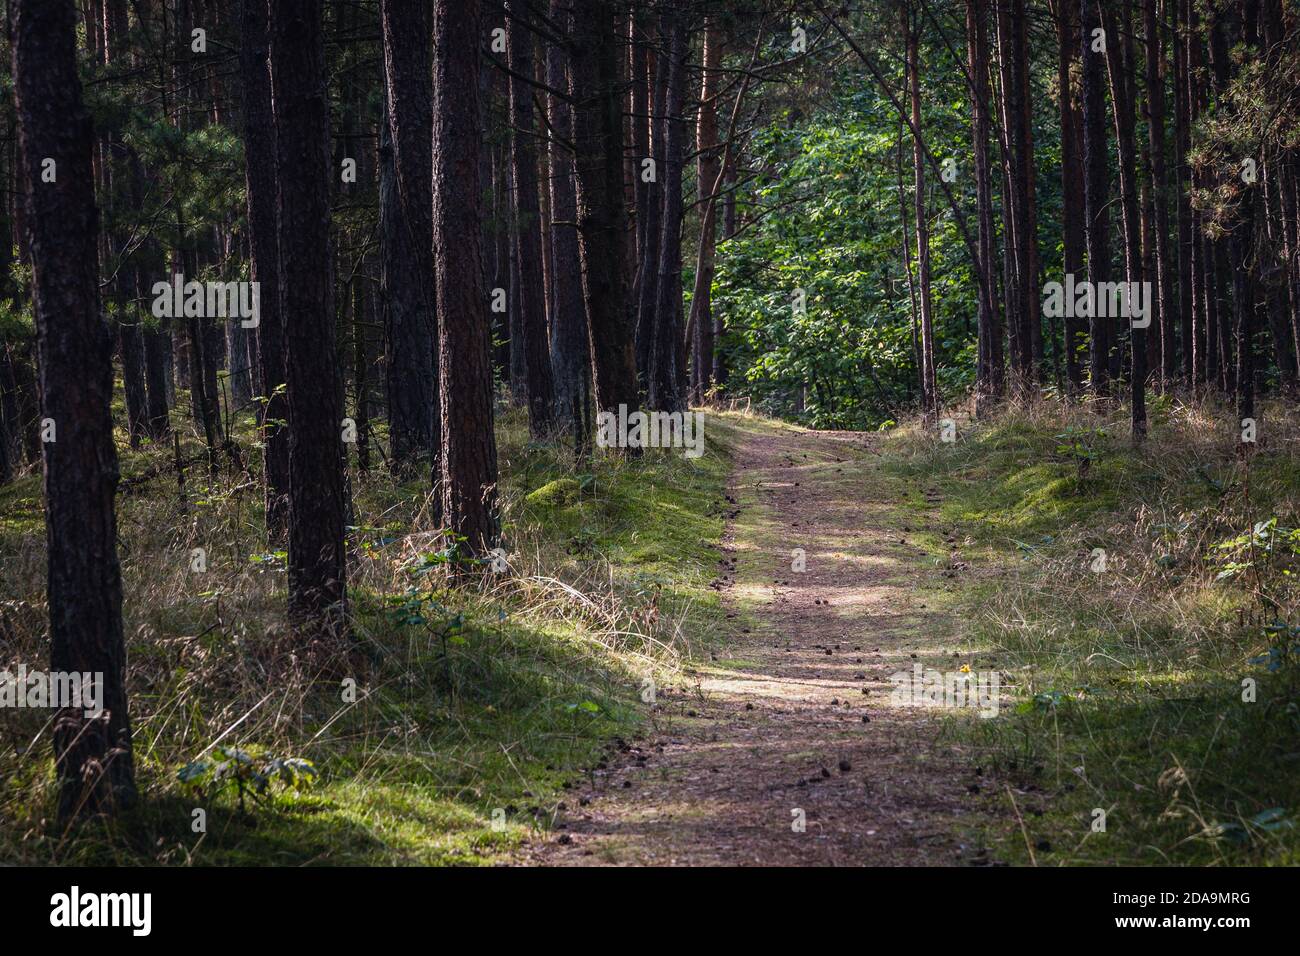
[880,393,1300,865]
[0,398,730,865]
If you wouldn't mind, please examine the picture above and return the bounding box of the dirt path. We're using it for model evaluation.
[523,415,985,865]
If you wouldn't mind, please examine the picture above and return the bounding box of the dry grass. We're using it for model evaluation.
[880,391,1300,864]
[0,402,730,864]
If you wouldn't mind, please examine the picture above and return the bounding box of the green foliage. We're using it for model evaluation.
[178,748,317,812]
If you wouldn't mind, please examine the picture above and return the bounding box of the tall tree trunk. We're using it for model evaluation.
[1081,0,1111,397]
[648,6,688,413]
[270,0,348,636]
[689,16,722,406]
[1055,0,1086,394]
[998,0,1038,394]
[569,0,640,430]
[1144,0,1173,387]
[435,0,499,553]
[506,1,557,436]
[547,0,591,431]
[14,0,135,820]
[379,0,438,479]
[1102,0,1145,438]
[1230,3,1258,430]
[969,0,1003,407]
[1172,0,1194,382]
[635,29,667,390]
[630,14,651,310]
[101,0,149,447]
[714,162,736,388]
[241,0,289,539]
[906,3,938,420]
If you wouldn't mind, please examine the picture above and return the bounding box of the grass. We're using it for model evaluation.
[876,392,1300,865]
[0,396,732,865]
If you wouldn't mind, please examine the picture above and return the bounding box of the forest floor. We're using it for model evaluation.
[522,415,991,865]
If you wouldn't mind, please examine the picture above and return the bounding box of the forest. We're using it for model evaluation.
[0,0,1299,877]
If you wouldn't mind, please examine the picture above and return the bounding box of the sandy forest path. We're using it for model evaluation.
[523,415,985,865]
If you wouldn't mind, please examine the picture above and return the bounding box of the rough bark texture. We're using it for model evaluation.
[635,30,667,386]
[435,0,499,554]
[967,0,1003,407]
[547,0,591,429]
[241,0,289,539]
[1055,0,1086,393]
[1144,0,1174,386]
[906,5,938,421]
[688,17,722,405]
[1080,0,1111,396]
[506,1,557,435]
[270,0,348,635]
[569,0,640,425]
[1102,0,1145,436]
[648,7,688,413]
[1172,0,1193,382]
[14,0,136,820]
[379,0,439,477]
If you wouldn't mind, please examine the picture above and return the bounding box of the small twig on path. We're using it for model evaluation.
[1005,784,1037,867]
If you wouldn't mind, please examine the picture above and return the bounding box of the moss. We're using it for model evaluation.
[876,402,1300,866]
[525,477,582,509]
[0,407,733,866]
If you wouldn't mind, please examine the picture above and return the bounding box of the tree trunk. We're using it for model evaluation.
[569,0,641,429]
[270,0,348,636]
[379,0,438,478]
[906,3,938,420]
[688,17,722,406]
[1055,0,1086,394]
[14,0,136,820]
[506,1,557,436]
[547,0,591,431]
[630,15,651,311]
[1230,4,1258,430]
[1102,0,1145,438]
[1143,0,1174,387]
[1080,0,1111,397]
[241,0,289,539]
[1172,0,1193,383]
[648,6,688,414]
[967,0,1003,407]
[635,27,667,390]
[435,0,499,553]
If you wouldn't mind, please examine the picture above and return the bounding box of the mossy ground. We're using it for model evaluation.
[0,397,730,865]
[874,394,1300,865]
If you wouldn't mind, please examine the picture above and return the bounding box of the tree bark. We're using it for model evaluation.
[1172,0,1193,382]
[241,0,289,539]
[270,0,348,636]
[569,0,641,429]
[1102,0,1145,438]
[635,26,667,389]
[688,16,723,406]
[435,0,500,553]
[967,0,1003,407]
[379,0,439,478]
[1143,0,1173,387]
[906,3,938,420]
[648,6,688,413]
[14,0,136,820]
[1054,0,1086,394]
[547,0,591,431]
[1081,0,1111,397]
[506,1,557,436]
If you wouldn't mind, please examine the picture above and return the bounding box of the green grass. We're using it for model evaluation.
[876,395,1300,865]
[0,399,731,865]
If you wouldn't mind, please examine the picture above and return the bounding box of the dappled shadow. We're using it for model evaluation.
[524,415,993,866]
